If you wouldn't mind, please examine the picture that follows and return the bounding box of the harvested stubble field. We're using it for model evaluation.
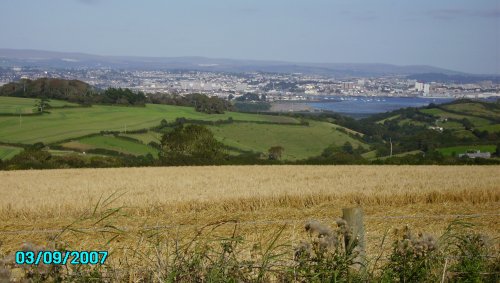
[0,165,499,267]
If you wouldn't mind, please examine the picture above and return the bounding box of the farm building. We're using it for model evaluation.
[458,150,491,159]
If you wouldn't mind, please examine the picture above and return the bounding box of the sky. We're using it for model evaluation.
[1,0,499,74]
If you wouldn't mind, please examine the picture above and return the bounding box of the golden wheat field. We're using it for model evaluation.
[1,165,499,265]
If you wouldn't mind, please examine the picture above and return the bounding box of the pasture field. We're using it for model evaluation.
[120,132,162,144]
[361,150,377,159]
[61,135,159,157]
[47,149,99,157]
[208,121,367,160]
[0,145,23,160]
[397,118,426,127]
[0,165,498,270]
[477,123,500,132]
[453,129,479,139]
[330,123,365,136]
[437,144,497,156]
[421,104,500,134]
[420,108,492,127]
[0,96,78,114]
[435,120,464,130]
[377,150,423,160]
[0,103,298,144]
[442,102,500,120]
[0,97,368,160]
[375,114,400,124]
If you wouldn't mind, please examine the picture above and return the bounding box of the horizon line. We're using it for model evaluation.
[1,47,499,76]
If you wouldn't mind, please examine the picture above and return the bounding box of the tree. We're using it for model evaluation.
[496,144,500,157]
[461,118,474,130]
[341,142,354,154]
[268,146,284,160]
[235,93,260,102]
[159,119,169,129]
[160,124,226,163]
[102,88,146,105]
[34,97,51,113]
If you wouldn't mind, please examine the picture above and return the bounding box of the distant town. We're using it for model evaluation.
[0,66,499,102]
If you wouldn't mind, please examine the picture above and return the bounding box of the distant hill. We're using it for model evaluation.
[407,73,500,84]
[0,48,466,77]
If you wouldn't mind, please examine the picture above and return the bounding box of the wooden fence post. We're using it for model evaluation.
[342,207,366,269]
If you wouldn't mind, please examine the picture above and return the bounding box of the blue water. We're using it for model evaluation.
[307,97,455,116]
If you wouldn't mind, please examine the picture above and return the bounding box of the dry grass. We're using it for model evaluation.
[0,165,499,263]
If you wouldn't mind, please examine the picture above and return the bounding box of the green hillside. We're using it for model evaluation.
[0,97,298,144]
[419,101,500,136]
[1,96,498,166]
[2,96,363,161]
[442,102,500,120]
[419,108,492,127]
[0,145,23,160]
[208,121,367,160]
[61,135,158,157]
[372,100,499,140]
[120,132,161,144]
[0,96,79,114]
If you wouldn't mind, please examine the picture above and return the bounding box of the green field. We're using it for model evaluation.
[398,118,426,127]
[48,149,83,156]
[376,114,400,124]
[378,150,423,160]
[435,120,464,130]
[421,106,500,133]
[477,123,500,132]
[61,135,158,157]
[330,124,365,136]
[437,145,497,156]
[0,145,23,160]
[208,121,367,160]
[361,150,377,159]
[0,99,299,144]
[442,103,500,120]
[2,97,497,162]
[59,121,362,160]
[453,130,478,140]
[0,96,78,114]
[120,132,162,144]
[420,108,492,127]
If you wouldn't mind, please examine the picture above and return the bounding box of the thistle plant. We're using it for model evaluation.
[290,219,363,282]
[381,225,441,282]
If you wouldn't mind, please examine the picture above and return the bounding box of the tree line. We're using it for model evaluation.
[0,78,233,114]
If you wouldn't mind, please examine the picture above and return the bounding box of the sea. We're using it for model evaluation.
[306,96,459,118]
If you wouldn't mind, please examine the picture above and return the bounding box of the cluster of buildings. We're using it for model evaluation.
[0,67,499,101]
[458,150,492,159]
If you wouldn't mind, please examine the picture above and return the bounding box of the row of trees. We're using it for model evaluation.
[99,88,147,105]
[149,93,233,114]
[0,78,147,106]
[0,78,91,102]
[0,78,233,113]
[0,143,154,170]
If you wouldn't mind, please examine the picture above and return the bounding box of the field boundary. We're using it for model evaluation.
[1,213,498,235]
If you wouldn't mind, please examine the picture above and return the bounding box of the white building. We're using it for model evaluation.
[415,82,424,92]
[423,84,430,95]
[415,82,430,95]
